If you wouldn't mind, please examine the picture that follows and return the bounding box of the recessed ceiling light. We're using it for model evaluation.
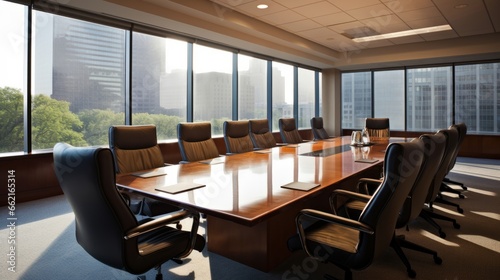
[454,4,468,9]
[257,4,268,9]
[352,25,453,43]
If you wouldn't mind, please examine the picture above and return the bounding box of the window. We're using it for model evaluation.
[374,70,405,130]
[0,1,26,153]
[407,67,452,131]
[193,44,232,135]
[238,54,267,120]
[318,73,322,117]
[272,61,294,131]
[341,72,371,129]
[298,68,315,129]
[455,62,500,133]
[32,11,127,149]
[132,34,187,140]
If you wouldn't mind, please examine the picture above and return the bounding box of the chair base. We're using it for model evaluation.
[419,209,460,239]
[395,235,442,264]
[440,182,465,199]
[390,235,417,279]
[443,177,467,190]
[434,194,464,213]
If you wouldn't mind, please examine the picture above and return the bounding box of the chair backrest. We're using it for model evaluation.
[53,143,137,270]
[108,125,164,173]
[356,140,424,267]
[396,132,446,228]
[223,120,254,154]
[447,122,467,172]
[425,127,459,203]
[248,119,276,149]
[279,118,303,144]
[310,117,330,140]
[177,122,219,162]
[365,118,390,139]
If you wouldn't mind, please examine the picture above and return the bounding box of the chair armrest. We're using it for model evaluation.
[297,209,374,234]
[329,189,372,214]
[357,178,382,194]
[125,209,191,239]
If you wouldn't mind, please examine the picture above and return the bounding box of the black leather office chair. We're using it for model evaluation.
[310,117,330,140]
[279,118,303,144]
[441,122,468,197]
[340,134,447,278]
[177,122,219,162]
[431,126,464,213]
[365,118,390,140]
[420,127,462,238]
[53,143,205,280]
[248,119,276,149]
[109,125,181,220]
[223,120,254,154]
[289,140,424,280]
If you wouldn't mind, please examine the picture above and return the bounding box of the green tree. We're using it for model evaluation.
[0,87,24,152]
[79,109,124,146]
[212,117,230,136]
[32,94,87,149]
[133,113,182,140]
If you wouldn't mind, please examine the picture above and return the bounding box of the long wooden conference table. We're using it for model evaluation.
[116,136,395,272]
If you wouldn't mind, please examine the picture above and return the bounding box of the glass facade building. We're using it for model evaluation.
[342,63,500,134]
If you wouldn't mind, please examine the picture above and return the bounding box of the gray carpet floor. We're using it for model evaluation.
[1,157,499,280]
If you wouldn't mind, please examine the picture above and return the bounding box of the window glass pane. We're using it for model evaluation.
[318,73,322,117]
[298,68,315,129]
[272,61,294,131]
[32,12,126,149]
[374,70,404,130]
[406,67,452,131]
[193,44,232,135]
[132,35,187,140]
[455,63,500,134]
[0,1,26,153]
[238,54,267,120]
[341,72,371,129]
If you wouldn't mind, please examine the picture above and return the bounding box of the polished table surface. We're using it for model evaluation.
[116,136,399,271]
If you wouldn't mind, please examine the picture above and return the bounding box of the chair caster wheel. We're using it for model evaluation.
[453,222,461,229]
[459,194,465,199]
[434,256,442,264]
[457,208,464,214]
[407,269,416,278]
[439,231,446,239]
[176,223,182,230]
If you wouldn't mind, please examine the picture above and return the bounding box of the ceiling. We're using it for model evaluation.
[208,0,500,52]
[62,0,500,70]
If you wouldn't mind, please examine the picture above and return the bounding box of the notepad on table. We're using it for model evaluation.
[284,144,299,148]
[254,149,272,154]
[155,182,206,194]
[281,181,320,192]
[199,157,225,165]
[355,159,379,164]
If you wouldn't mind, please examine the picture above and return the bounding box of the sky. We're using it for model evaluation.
[0,2,26,92]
